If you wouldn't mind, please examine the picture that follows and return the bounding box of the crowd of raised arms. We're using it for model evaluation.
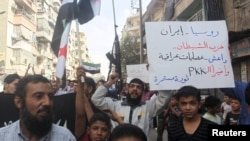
[0,64,249,141]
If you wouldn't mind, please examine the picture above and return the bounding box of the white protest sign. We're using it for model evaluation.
[145,21,235,90]
[126,64,149,83]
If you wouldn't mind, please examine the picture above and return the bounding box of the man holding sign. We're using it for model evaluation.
[91,72,173,137]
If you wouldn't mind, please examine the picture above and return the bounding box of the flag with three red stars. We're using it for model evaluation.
[51,0,101,79]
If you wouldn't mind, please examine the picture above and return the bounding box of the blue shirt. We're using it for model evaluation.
[0,120,76,141]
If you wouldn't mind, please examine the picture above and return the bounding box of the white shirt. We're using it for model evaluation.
[0,120,76,141]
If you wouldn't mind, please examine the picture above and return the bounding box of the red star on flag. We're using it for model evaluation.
[58,45,67,58]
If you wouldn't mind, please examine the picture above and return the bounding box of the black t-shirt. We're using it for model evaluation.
[224,111,240,125]
[167,117,217,141]
[0,92,19,127]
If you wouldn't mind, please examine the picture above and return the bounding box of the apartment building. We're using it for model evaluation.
[122,12,141,38]
[36,0,58,79]
[0,0,37,77]
[0,0,90,83]
[67,28,90,80]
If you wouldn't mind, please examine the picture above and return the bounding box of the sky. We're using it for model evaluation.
[78,0,150,78]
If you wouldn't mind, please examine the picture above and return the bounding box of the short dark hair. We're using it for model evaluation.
[176,85,201,102]
[231,97,242,104]
[109,124,147,141]
[85,77,96,94]
[89,113,112,130]
[204,95,221,108]
[15,74,51,99]
[245,82,250,105]
[97,79,106,84]
[129,78,144,91]
[4,73,21,84]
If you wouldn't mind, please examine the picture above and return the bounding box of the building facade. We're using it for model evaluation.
[0,0,90,84]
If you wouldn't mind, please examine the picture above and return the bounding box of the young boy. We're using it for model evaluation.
[221,94,232,122]
[224,97,241,125]
[203,95,223,124]
[80,113,112,141]
[167,86,217,141]
[109,123,147,141]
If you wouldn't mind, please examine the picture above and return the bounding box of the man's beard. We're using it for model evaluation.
[21,103,53,138]
[126,94,142,106]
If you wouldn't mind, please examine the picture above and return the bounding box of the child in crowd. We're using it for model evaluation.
[203,95,223,124]
[224,97,241,125]
[221,94,232,122]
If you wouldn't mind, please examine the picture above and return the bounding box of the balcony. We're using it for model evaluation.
[14,10,36,32]
[36,28,52,42]
[176,0,202,21]
[14,0,37,13]
[37,50,53,64]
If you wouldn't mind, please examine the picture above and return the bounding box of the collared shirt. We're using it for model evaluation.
[0,120,76,141]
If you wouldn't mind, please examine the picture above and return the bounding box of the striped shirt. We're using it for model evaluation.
[0,120,76,141]
[167,117,217,141]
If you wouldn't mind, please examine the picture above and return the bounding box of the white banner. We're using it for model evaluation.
[126,64,149,83]
[145,21,235,90]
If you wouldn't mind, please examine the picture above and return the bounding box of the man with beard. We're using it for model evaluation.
[91,72,173,135]
[0,75,76,141]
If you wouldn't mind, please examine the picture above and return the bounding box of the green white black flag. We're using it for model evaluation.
[82,62,101,74]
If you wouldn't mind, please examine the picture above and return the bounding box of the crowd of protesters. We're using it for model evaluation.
[0,64,250,141]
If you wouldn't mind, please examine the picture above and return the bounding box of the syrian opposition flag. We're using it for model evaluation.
[83,62,101,74]
[51,0,76,56]
[77,0,101,24]
[51,0,76,79]
[55,22,72,79]
[51,0,101,79]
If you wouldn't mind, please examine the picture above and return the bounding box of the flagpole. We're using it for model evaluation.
[75,19,85,82]
[112,0,118,36]
[112,0,118,73]
[139,0,143,64]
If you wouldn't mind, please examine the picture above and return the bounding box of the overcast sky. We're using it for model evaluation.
[78,0,150,77]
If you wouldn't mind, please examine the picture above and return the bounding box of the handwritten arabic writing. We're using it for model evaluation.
[129,68,145,74]
[154,64,230,85]
[158,52,227,63]
[160,25,219,37]
[154,75,190,85]
[188,65,230,77]
[145,21,234,90]
[173,41,224,52]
